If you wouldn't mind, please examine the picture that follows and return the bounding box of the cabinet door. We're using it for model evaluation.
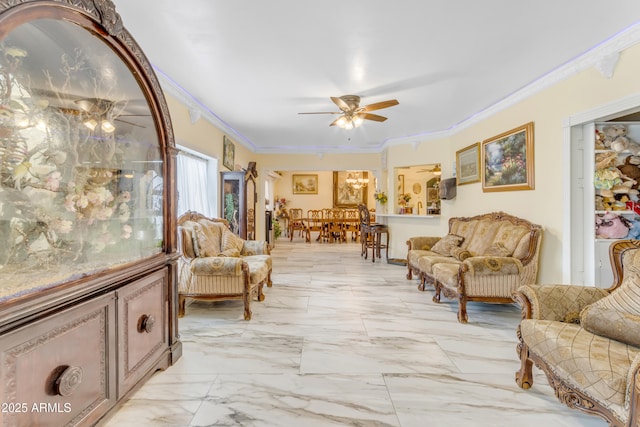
[221,171,247,238]
[117,269,169,397]
[0,294,116,427]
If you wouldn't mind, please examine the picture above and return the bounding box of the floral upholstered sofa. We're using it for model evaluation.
[406,211,542,323]
[177,211,272,320]
[514,240,640,426]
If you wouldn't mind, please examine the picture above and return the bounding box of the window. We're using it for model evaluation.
[176,146,217,217]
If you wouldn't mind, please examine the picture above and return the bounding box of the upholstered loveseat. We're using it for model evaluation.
[406,211,542,323]
[514,240,640,426]
[177,211,272,320]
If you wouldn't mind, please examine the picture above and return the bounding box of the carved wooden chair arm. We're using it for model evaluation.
[406,236,441,251]
[241,240,269,255]
[191,257,247,276]
[513,284,609,322]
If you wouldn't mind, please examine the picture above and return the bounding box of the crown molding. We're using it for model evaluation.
[155,22,640,154]
[153,67,258,152]
[385,22,640,147]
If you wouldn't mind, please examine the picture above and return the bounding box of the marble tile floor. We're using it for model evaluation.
[104,237,605,427]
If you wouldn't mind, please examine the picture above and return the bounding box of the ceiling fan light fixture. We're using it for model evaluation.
[83,117,98,131]
[300,95,398,129]
[343,119,354,130]
[101,119,115,133]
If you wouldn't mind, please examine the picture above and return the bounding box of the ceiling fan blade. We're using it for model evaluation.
[362,99,399,112]
[298,112,341,115]
[331,96,351,112]
[359,112,387,122]
[115,118,146,128]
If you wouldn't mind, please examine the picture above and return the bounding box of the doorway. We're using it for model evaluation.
[567,98,640,286]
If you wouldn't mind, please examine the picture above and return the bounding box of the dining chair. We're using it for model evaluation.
[343,208,360,241]
[357,203,388,262]
[288,208,305,241]
[326,208,346,243]
[305,209,324,242]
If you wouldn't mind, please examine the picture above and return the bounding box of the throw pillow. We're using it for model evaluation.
[192,223,222,257]
[492,223,528,257]
[192,233,201,257]
[430,234,464,256]
[451,247,472,261]
[580,251,640,347]
[220,228,245,257]
[483,242,512,257]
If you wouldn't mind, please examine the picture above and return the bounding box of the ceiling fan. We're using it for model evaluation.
[54,98,150,131]
[298,95,399,129]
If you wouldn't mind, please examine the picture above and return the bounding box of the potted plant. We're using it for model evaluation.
[273,218,282,240]
[374,190,388,213]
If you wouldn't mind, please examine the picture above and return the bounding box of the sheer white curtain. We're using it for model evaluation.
[176,148,216,218]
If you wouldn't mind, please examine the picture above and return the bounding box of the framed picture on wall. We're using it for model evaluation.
[456,142,481,185]
[292,174,318,194]
[482,122,535,192]
[333,171,368,208]
[223,135,235,170]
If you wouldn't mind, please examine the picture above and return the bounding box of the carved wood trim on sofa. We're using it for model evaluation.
[406,211,542,323]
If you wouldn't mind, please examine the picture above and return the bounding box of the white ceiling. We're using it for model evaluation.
[111,0,640,154]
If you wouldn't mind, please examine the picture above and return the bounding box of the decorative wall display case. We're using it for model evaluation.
[221,168,257,239]
[593,121,640,286]
[0,1,180,425]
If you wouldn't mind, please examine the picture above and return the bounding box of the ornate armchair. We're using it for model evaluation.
[514,240,640,426]
[177,211,272,320]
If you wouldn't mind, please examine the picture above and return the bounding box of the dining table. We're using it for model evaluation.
[301,214,360,243]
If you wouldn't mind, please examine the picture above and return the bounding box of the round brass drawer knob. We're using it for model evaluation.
[55,365,83,396]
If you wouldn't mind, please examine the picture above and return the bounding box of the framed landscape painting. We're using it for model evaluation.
[456,142,480,185]
[292,174,318,194]
[482,122,534,192]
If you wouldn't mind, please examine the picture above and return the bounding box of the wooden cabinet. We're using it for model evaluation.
[117,269,169,397]
[0,293,117,427]
[0,1,181,425]
[221,168,257,239]
[0,268,173,426]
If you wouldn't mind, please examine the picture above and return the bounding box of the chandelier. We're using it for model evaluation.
[345,171,369,189]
